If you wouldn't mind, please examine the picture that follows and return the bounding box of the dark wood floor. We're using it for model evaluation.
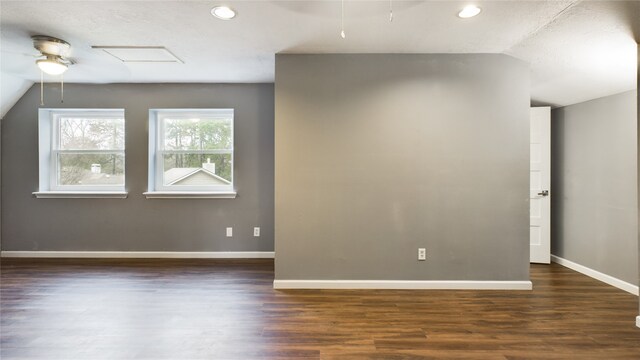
[1,259,638,359]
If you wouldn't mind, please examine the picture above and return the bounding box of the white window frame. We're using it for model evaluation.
[145,109,236,199]
[34,108,127,199]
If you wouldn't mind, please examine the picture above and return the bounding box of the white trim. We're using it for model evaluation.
[0,251,274,259]
[636,316,640,328]
[33,191,128,199]
[551,255,639,296]
[273,280,533,290]
[143,191,237,199]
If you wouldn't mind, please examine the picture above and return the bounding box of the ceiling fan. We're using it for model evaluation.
[32,35,75,105]
[32,35,74,75]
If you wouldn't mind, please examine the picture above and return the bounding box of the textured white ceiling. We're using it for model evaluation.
[1,0,638,107]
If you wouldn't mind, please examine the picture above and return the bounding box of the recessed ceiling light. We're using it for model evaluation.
[458,5,481,18]
[211,6,236,20]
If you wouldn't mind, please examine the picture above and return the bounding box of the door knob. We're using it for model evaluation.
[538,190,549,196]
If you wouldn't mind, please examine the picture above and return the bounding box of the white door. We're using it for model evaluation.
[530,107,550,264]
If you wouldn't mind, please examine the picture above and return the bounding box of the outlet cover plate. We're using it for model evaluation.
[418,248,426,261]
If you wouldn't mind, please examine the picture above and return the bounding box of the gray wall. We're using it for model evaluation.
[551,90,638,285]
[1,83,274,251]
[275,54,530,281]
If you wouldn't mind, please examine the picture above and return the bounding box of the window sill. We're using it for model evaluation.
[33,191,128,199]
[143,191,237,199]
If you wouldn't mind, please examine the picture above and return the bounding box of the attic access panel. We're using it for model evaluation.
[92,46,183,63]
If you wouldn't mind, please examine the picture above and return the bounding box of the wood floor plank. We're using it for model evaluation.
[1,259,638,359]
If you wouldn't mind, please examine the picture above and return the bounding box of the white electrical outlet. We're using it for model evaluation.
[253,227,260,237]
[418,248,426,261]
[226,227,233,237]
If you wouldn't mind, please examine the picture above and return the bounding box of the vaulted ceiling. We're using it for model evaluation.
[1,0,638,111]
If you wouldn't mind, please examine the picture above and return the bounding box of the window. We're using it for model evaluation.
[146,109,235,198]
[35,109,126,198]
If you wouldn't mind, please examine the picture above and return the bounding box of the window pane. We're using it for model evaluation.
[163,153,232,186]
[59,117,124,150]
[58,153,124,186]
[163,118,232,151]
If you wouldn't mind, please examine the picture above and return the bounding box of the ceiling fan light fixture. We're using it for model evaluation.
[36,56,68,75]
[211,6,236,20]
[458,5,481,18]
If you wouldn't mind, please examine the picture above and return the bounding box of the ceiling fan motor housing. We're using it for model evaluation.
[32,35,71,58]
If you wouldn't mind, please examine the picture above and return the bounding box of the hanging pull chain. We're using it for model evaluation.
[389,0,393,22]
[341,0,346,38]
[40,70,44,106]
[61,73,64,103]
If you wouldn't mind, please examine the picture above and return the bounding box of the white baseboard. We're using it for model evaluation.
[273,280,533,290]
[551,255,639,296]
[0,251,275,259]
[637,316,640,328]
